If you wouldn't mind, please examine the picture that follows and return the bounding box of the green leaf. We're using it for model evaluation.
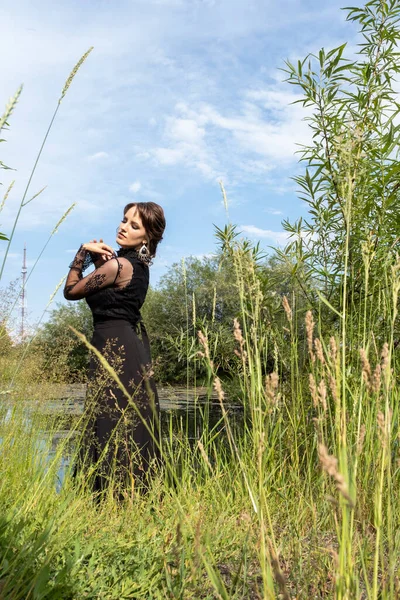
[34,564,51,598]
[316,291,343,318]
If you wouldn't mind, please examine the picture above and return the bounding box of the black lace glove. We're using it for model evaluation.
[68,245,95,273]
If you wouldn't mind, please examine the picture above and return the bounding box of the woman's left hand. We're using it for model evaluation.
[85,239,115,266]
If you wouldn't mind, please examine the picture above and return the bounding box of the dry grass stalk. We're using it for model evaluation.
[257,431,266,465]
[49,276,67,304]
[213,375,258,514]
[192,292,196,328]
[265,372,279,407]
[268,541,290,600]
[328,373,339,405]
[198,330,213,367]
[326,546,339,570]
[318,444,354,507]
[371,364,381,394]
[359,348,371,389]
[213,376,225,401]
[305,311,315,362]
[314,338,325,364]
[381,342,389,371]
[309,373,318,408]
[318,378,327,412]
[52,203,76,235]
[233,318,246,359]
[357,424,366,455]
[218,180,229,215]
[197,440,213,472]
[0,85,23,132]
[377,410,392,448]
[22,185,47,208]
[282,295,292,322]
[0,180,15,214]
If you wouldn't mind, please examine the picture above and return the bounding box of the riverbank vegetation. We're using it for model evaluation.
[1,1,400,598]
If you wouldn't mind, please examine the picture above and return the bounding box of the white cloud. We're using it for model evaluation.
[144,82,312,183]
[152,147,185,166]
[264,207,283,215]
[129,181,142,193]
[169,118,205,145]
[240,225,289,246]
[149,114,220,179]
[87,151,109,161]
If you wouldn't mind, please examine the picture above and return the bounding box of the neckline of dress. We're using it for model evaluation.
[117,247,152,265]
[117,247,139,258]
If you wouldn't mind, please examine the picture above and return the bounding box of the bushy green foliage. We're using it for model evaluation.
[0,322,13,357]
[281,0,400,336]
[142,254,240,382]
[34,301,93,382]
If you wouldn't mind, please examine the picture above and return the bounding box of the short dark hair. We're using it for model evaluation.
[123,202,166,257]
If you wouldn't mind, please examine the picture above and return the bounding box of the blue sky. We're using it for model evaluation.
[0,0,358,335]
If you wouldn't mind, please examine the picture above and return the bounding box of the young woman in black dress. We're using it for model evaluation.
[64,202,166,494]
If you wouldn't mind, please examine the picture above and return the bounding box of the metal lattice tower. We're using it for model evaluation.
[20,243,27,340]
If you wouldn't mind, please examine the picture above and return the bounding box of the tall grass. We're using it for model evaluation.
[1,213,399,598]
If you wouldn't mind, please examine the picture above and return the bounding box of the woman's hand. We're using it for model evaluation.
[83,239,115,267]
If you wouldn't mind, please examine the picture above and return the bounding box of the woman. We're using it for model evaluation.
[64,202,166,495]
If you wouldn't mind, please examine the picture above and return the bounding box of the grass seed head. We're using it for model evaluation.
[329,336,338,364]
[377,410,391,447]
[265,372,279,408]
[328,373,339,404]
[381,342,389,371]
[233,318,244,347]
[59,47,94,103]
[0,180,15,215]
[318,378,327,412]
[372,363,381,394]
[0,85,23,132]
[305,311,315,362]
[52,203,76,235]
[314,338,325,365]
[318,444,353,506]
[197,440,213,472]
[197,330,210,361]
[213,376,225,402]
[359,348,371,389]
[357,424,366,455]
[282,295,292,322]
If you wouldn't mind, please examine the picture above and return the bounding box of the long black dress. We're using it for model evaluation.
[64,246,160,494]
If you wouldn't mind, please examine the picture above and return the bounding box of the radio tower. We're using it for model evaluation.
[20,243,27,341]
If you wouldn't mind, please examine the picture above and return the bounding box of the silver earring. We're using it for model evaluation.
[138,242,152,264]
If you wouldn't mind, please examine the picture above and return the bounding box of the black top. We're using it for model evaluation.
[64,247,149,327]
[86,248,149,326]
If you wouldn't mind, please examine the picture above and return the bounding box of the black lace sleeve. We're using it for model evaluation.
[64,257,121,301]
[68,245,97,272]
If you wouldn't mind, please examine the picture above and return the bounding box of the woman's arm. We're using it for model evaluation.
[64,243,119,301]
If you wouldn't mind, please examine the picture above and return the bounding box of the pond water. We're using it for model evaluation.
[4,385,244,490]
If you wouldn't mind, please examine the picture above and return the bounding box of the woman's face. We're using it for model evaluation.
[116,206,148,248]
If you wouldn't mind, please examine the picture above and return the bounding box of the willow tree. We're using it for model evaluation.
[281,0,400,344]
